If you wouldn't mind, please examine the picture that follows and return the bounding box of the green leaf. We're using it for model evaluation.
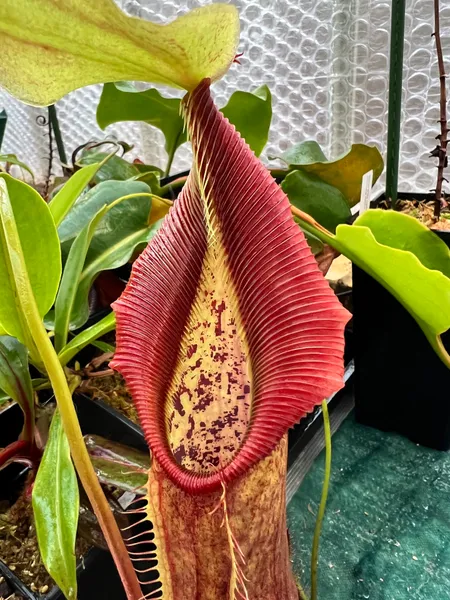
[282,169,351,232]
[97,84,272,169]
[58,312,116,367]
[97,84,187,159]
[54,206,109,353]
[0,2,239,105]
[114,81,140,93]
[134,170,163,197]
[85,435,149,494]
[0,335,34,439]
[221,86,272,157]
[0,154,34,178]
[77,151,141,184]
[295,208,450,367]
[70,199,162,330]
[281,143,384,207]
[49,163,103,227]
[91,340,115,354]
[0,174,61,344]
[355,209,450,278]
[33,409,79,600]
[58,180,152,246]
[279,140,328,165]
[133,163,163,176]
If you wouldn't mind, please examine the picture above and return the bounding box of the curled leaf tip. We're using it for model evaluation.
[112,80,350,494]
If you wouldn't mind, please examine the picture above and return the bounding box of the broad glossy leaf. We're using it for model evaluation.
[112,80,350,495]
[134,170,164,197]
[97,83,272,167]
[58,312,116,367]
[134,163,163,176]
[85,434,149,493]
[58,180,151,246]
[282,142,383,207]
[49,163,103,227]
[97,84,187,158]
[33,409,79,600]
[216,85,272,157]
[356,209,450,278]
[0,175,61,343]
[77,151,141,184]
[69,199,162,330]
[282,169,351,232]
[54,206,109,352]
[0,2,239,105]
[0,335,34,439]
[0,154,34,178]
[280,140,327,165]
[294,208,450,367]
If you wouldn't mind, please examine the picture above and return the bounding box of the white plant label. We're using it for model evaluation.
[359,170,373,215]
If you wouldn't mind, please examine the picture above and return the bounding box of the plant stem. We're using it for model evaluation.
[164,134,182,178]
[386,0,406,209]
[0,440,32,468]
[433,0,448,219]
[0,110,7,152]
[30,289,142,600]
[310,399,332,600]
[159,175,188,197]
[0,182,142,600]
[48,104,68,167]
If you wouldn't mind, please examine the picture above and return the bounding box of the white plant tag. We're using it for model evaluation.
[359,170,373,215]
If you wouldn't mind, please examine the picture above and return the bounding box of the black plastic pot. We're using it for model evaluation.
[353,192,450,450]
[0,396,148,600]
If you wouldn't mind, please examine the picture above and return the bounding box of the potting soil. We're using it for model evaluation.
[287,412,450,600]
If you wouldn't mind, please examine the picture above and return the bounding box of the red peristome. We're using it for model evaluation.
[112,79,351,494]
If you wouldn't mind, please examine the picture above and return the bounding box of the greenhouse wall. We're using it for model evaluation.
[0,0,448,194]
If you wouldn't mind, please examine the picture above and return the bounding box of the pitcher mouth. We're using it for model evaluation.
[112,79,349,496]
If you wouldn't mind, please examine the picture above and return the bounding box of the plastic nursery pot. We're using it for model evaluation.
[353,192,450,451]
[0,398,148,600]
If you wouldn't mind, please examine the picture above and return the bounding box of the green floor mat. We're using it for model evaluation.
[287,412,450,600]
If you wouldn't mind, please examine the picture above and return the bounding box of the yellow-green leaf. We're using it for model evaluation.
[33,409,79,600]
[0,175,61,343]
[49,163,103,227]
[294,207,450,367]
[58,312,116,367]
[0,1,240,105]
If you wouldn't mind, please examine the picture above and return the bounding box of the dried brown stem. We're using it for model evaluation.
[432,0,448,218]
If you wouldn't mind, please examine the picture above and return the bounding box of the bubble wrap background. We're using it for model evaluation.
[0,0,449,193]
